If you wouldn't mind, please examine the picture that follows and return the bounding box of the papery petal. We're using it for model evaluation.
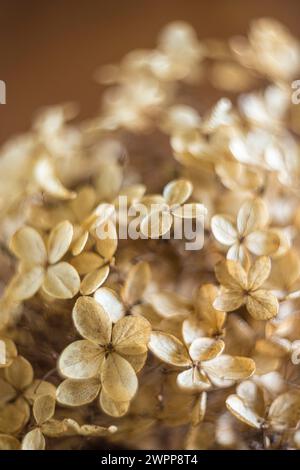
[94,287,125,323]
[211,215,237,246]
[58,340,104,379]
[56,377,101,406]
[43,262,80,299]
[47,220,73,264]
[246,290,278,320]
[101,353,138,402]
[113,315,151,355]
[72,296,112,345]
[149,332,191,366]
[10,227,46,267]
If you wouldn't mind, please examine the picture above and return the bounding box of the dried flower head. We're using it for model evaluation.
[0,17,300,450]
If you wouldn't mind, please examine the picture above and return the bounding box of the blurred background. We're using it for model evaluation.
[0,0,299,144]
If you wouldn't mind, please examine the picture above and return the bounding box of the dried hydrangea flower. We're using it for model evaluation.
[0,356,55,435]
[149,330,255,391]
[214,256,279,320]
[140,179,207,238]
[9,221,80,301]
[57,296,151,415]
[227,380,300,435]
[211,198,280,268]
[0,18,300,450]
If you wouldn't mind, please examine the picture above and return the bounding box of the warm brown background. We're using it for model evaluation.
[0,0,299,145]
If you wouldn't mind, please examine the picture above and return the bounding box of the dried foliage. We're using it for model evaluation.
[1,18,300,450]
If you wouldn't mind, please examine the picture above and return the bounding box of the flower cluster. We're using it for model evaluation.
[0,18,300,450]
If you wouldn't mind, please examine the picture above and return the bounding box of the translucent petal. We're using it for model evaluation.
[10,226,46,267]
[56,377,101,406]
[149,332,191,366]
[94,287,125,323]
[112,315,151,355]
[101,353,138,402]
[58,340,104,379]
[72,296,112,345]
[47,220,73,264]
[43,262,80,299]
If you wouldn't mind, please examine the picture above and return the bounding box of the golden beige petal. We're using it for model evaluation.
[172,203,207,219]
[0,377,17,405]
[226,395,263,429]
[246,230,280,256]
[96,223,118,260]
[208,374,235,389]
[0,402,28,434]
[268,391,300,431]
[94,287,125,323]
[9,226,46,267]
[121,261,151,306]
[195,284,226,330]
[226,259,248,289]
[99,389,130,417]
[140,209,173,239]
[227,243,250,270]
[0,434,20,450]
[47,220,73,264]
[246,290,278,320]
[22,428,45,450]
[203,354,255,381]
[149,291,191,318]
[163,179,193,206]
[70,252,105,275]
[255,337,290,358]
[118,184,146,203]
[270,311,300,341]
[9,266,44,301]
[56,377,101,406]
[95,162,123,200]
[247,256,271,291]
[189,337,225,362]
[112,315,151,355]
[182,318,208,346]
[58,340,104,379]
[70,185,96,221]
[101,353,138,402]
[93,203,116,228]
[5,356,33,391]
[214,260,243,290]
[236,380,265,414]
[269,248,300,291]
[33,394,56,425]
[0,337,17,368]
[211,215,238,246]
[120,352,147,372]
[72,296,112,345]
[43,262,80,299]
[191,392,207,426]
[71,229,89,256]
[24,380,56,404]
[148,332,191,366]
[176,368,211,392]
[213,291,244,312]
[34,157,76,200]
[237,198,268,236]
[80,265,110,295]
